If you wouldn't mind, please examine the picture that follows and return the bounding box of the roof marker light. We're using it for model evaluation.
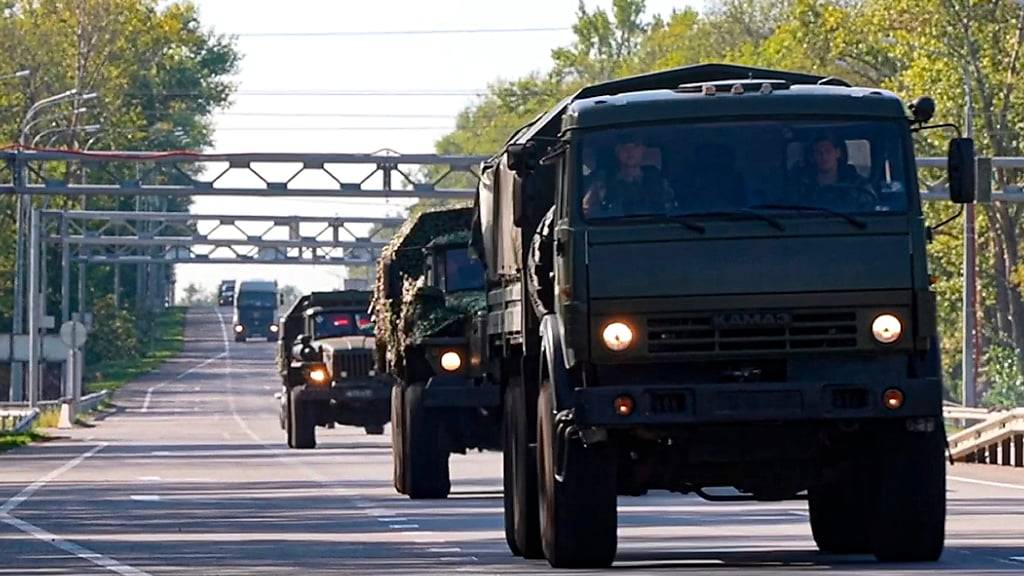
[702,84,716,96]
[760,83,773,95]
[731,83,744,95]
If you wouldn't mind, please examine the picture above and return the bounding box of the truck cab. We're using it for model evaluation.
[232,279,281,342]
[277,290,391,448]
[481,64,975,567]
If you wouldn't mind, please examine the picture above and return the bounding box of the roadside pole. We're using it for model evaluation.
[27,208,40,407]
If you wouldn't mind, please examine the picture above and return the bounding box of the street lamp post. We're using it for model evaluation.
[10,88,94,402]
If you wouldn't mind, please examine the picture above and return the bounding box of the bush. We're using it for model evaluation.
[86,295,140,366]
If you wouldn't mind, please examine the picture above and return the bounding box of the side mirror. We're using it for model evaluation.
[507,142,537,176]
[512,180,524,226]
[948,137,976,204]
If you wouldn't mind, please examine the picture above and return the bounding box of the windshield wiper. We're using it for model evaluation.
[601,213,706,234]
[672,209,785,231]
[746,203,867,230]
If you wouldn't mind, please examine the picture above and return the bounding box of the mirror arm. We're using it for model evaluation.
[929,205,964,233]
[911,122,962,137]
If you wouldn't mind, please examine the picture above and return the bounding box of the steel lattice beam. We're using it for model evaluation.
[1,149,488,198]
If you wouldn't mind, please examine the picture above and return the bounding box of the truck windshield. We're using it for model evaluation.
[236,292,277,308]
[579,120,911,220]
[312,312,373,338]
[438,248,485,292]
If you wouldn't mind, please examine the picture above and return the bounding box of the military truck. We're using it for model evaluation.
[276,290,390,448]
[374,207,496,499]
[475,63,975,568]
[218,280,235,307]
[232,279,281,342]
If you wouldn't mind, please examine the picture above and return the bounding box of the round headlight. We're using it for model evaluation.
[307,366,329,385]
[269,324,279,333]
[602,322,634,352]
[872,314,902,344]
[440,351,462,372]
[233,324,244,334]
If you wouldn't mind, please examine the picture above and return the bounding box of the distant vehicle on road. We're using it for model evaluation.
[232,279,281,342]
[276,290,391,448]
[374,207,497,499]
[218,280,236,307]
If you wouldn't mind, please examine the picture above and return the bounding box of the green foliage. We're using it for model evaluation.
[981,344,1024,409]
[0,431,45,452]
[86,295,139,365]
[86,306,185,393]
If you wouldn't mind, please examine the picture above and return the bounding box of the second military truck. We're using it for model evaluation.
[232,279,281,342]
[374,207,498,499]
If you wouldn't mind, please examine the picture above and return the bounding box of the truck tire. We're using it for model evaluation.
[869,422,946,562]
[284,389,295,447]
[391,385,406,494]
[289,387,316,449]
[404,382,450,499]
[234,335,246,343]
[808,465,870,554]
[537,378,617,568]
[503,381,543,559]
[364,425,384,436]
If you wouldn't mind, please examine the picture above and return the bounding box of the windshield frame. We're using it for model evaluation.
[570,116,919,225]
[235,291,277,308]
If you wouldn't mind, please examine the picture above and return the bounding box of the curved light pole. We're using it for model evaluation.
[0,69,30,82]
[34,123,101,147]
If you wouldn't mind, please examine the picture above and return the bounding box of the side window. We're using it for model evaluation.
[434,252,447,291]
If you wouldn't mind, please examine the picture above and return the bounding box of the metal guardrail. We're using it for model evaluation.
[1,390,109,433]
[946,407,1024,466]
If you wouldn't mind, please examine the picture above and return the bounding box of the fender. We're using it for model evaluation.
[539,313,573,410]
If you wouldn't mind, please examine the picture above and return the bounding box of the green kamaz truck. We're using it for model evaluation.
[373,207,498,499]
[474,64,974,568]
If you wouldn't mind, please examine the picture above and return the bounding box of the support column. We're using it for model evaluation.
[27,208,40,407]
[988,443,998,465]
[113,263,121,307]
[60,213,70,323]
[1002,437,1012,466]
[78,261,87,320]
[10,159,27,402]
[1015,434,1023,468]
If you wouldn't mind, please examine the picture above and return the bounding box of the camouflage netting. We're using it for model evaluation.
[372,207,476,379]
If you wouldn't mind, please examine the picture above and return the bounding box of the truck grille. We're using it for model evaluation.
[333,350,374,379]
[647,311,858,354]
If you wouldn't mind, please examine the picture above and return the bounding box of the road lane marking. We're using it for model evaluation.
[141,352,227,413]
[137,476,161,481]
[1011,557,1024,563]
[0,513,151,576]
[389,523,419,529]
[129,495,161,502]
[787,510,809,517]
[949,475,1024,492]
[0,443,106,514]
[0,442,149,575]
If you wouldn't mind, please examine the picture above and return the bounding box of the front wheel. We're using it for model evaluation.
[537,378,617,568]
[289,387,316,449]
[404,383,450,499]
[809,464,870,554]
[391,385,406,494]
[869,422,946,562]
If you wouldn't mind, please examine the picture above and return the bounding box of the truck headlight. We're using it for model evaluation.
[306,364,329,385]
[440,351,462,372]
[269,324,279,333]
[871,314,902,344]
[602,322,634,352]
[233,324,244,334]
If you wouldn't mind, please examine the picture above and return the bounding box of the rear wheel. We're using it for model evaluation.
[289,387,316,449]
[404,382,450,499]
[869,422,946,562]
[537,378,617,568]
[364,424,384,435]
[503,380,542,558]
[391,385,406,494]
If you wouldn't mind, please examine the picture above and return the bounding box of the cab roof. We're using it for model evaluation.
[564,84,908,132]
[502,64,907,150]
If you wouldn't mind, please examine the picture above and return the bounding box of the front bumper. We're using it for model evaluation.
[573,377,942,427]
[422,375,501,409]
[295,379,392,404]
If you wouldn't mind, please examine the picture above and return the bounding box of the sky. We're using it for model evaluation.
[177,0,705,299]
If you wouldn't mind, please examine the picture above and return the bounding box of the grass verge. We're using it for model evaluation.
[0,431,46,453]
[85,307,186,394]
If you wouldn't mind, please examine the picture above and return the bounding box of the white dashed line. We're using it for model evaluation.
[1010,557,1024,563]
[141,352,226,413]
[949,476,1024,491]
[389,523,420,529]
[129,495,161,502]
[137,476,161,481]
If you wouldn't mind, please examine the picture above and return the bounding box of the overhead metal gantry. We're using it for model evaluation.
[0,149,487,199]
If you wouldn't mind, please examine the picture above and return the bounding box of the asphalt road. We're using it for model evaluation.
[1,307,1023,575]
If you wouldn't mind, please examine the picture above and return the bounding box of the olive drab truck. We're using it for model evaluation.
[373,207,498,499]
[475,63,975,568]
[275,290,391,448]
